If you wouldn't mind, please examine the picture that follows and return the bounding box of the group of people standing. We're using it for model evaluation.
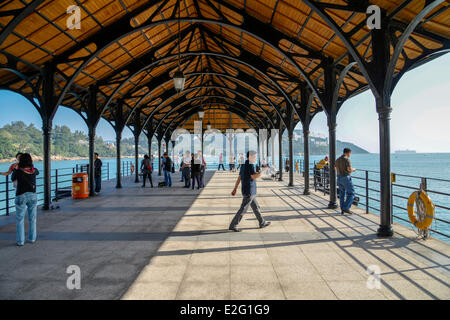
[140,152,173,188]
[217,153,245,172]
[180,151,206,190]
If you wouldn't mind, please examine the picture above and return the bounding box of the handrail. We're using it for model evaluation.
[309,164,450,240]
[0,161,133,216]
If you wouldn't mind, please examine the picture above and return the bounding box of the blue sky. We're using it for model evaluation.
[0,53,449,153]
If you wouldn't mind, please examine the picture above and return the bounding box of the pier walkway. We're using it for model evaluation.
[0,171,449,300]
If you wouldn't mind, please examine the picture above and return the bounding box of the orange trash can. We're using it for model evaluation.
[72,173,89,199]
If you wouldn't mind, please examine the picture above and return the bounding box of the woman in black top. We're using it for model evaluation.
[11,153,39,246]
[191,154,201,190]
[140,154,153,188]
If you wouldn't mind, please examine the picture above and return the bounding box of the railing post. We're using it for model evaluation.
[107,162,110,180]
[5,175,9,216]
[55,169,59,200]
[365,170,369,214]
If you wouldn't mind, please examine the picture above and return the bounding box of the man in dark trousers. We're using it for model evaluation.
[94,153,102,194]
[229,150,271,232]
[335,148,356,214]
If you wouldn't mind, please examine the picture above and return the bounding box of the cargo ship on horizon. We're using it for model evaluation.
[395,149,417,154]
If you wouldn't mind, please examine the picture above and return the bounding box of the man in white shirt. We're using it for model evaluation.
[182,151,191,188]
[218,153,225,171]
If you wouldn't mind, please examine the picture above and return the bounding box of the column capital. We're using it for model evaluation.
[42,122,52,133]
[376,106,392,120]
[88,127,96,138]
[327,121,337,130]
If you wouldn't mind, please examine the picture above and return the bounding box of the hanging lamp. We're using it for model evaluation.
[173,1,185,92]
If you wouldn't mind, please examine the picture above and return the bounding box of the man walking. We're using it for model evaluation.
[229,150,271,232]
[94,153,102,193]
[335,148,356,214]
[162,152,172,187]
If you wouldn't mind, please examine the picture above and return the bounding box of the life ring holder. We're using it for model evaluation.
[407,182,434,239]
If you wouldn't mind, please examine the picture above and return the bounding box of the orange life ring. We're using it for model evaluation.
[407,191,434,230]
[130,163,135,174]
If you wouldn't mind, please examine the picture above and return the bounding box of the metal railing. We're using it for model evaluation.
[0,160,133,216]
[310,164,450,240]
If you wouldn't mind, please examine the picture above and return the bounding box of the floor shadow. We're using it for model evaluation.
[0,172,217,299]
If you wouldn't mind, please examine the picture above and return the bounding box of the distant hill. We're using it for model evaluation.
[280,129,369,156]
[0,122,369,161]
[0,121,154,160]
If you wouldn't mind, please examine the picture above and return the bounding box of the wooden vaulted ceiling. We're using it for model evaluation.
[0,0,449,137]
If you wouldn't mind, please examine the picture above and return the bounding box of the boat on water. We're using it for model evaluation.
[395,149,417,154]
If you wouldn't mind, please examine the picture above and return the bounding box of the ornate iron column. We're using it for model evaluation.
[303,126,310,195]
[87,85,99,197]
[287,105,294,187]
[158,138,162,176]
[41,64,57,210]
[299,89,313,195]
[372,24,394,237]
[115,130,122,188]
[278,123,283,181]
[323,63,338,209]
[377,105,393,236]
[42,122,52,210]
[134,133,140,183]
[88,128,96,196]
[327,114,338,208]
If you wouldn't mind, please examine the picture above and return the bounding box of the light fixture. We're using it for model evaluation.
[173,0,185,92]
[207,121,211,130]
[198,111,205,119]
[173,70,185,92]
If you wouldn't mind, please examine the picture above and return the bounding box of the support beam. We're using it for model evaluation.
[323,63,338,209]
[42,123,51,210]
[165,138,170,154]
[134,134,140,183]
[158,138,162,176]
[88,128,95,196]
[327,115,338,209]
[372,24,394,237]
[298,88,314,195]
[41,64,57,210]
[303,125,311,195]
[278,124,283,182]
[112,103,126,189]
[287,106,294,187]
[146,132,153,158]
[115,131,122,189]
[87,85,99,197]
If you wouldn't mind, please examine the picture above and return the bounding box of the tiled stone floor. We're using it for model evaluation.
[0,171,449,300]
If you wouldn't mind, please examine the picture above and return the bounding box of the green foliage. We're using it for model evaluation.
[0,122,369,160]
[0,121,151,160]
